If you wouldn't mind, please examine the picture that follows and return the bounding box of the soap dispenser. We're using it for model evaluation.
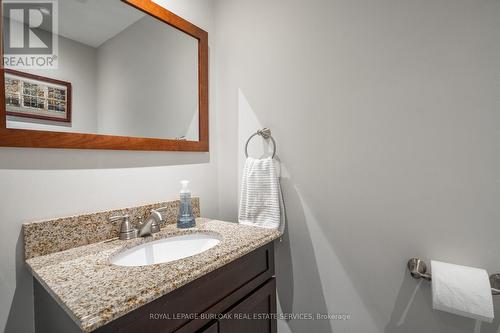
[177,180,196,228]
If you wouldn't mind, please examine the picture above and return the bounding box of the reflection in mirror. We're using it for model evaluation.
[4,0,199,141]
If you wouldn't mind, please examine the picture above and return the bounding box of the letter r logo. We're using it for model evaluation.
[3,1,54,55]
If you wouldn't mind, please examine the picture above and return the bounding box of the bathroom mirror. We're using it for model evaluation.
[0,0,208,151]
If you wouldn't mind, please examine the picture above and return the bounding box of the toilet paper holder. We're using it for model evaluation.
[407,258,500,296]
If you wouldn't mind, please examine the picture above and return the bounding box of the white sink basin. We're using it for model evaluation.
[110,233,220,267]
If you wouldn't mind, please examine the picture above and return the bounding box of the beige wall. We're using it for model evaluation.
[97,16,199,140]
[214,0,500,332]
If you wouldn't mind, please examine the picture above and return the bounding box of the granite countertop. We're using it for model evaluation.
[26,218,281,332]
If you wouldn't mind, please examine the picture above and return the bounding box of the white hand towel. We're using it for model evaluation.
[239,157,284,234]
[431,260,494,322]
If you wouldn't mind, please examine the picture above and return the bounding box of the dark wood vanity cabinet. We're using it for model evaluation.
[35,242,277,333]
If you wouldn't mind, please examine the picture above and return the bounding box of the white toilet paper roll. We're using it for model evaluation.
[431,260,494,322]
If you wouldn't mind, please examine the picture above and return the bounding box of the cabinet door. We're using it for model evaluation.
[219,278,276,333]
[198,321,218,333]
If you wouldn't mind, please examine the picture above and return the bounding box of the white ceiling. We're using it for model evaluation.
[58,0,145,48]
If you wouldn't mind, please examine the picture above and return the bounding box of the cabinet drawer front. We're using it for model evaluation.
[95,242,275,333]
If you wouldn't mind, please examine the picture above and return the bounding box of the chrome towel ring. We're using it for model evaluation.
[245,128,277,159]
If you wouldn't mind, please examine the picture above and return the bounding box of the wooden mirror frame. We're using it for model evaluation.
[0,0,208,152]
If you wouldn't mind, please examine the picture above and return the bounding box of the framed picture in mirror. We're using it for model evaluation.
[5,69,72,123]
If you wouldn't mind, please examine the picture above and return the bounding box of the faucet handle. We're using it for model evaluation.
[108,214,138,240]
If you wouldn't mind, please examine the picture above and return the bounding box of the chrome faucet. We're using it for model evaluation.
[137,210,162,237]
[109,207,167,240]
